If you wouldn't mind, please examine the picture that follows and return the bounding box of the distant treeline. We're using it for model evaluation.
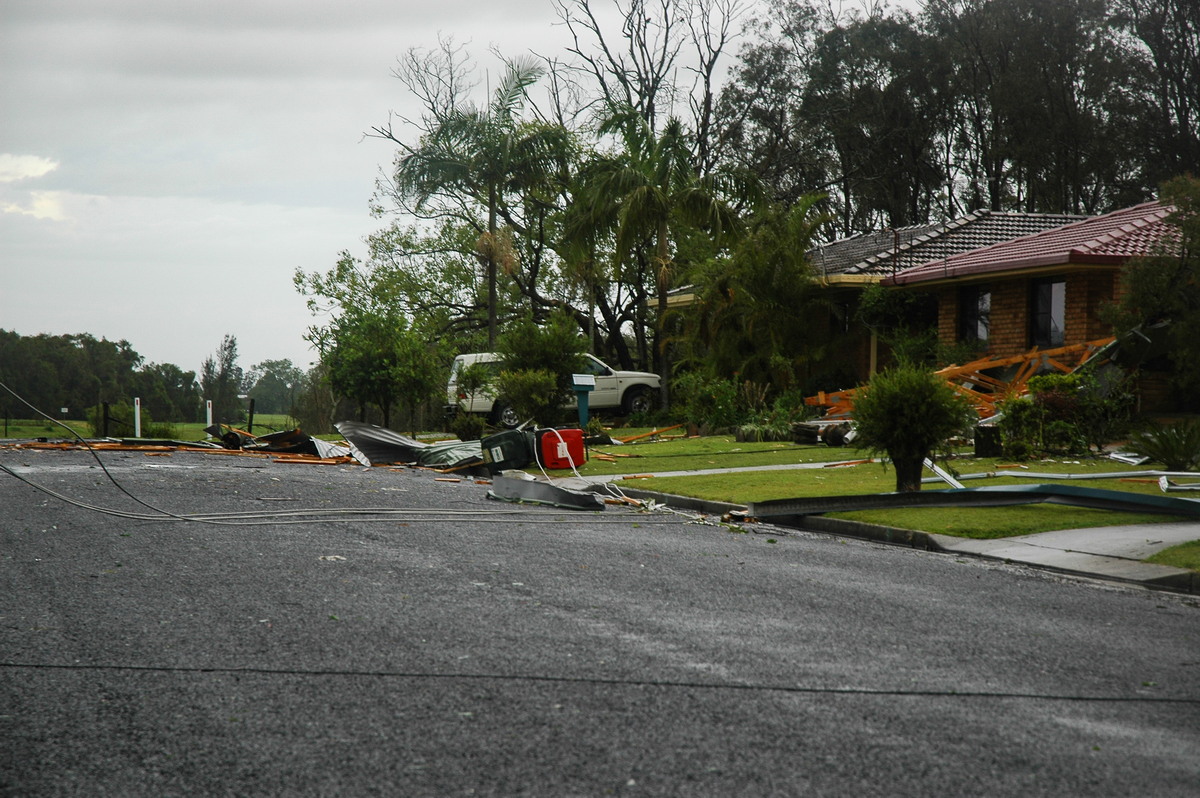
[0,329,304,423]
[0,329,201,422]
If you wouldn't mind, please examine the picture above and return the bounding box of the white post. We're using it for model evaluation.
[206,400,213,439]
[134,397,142,438]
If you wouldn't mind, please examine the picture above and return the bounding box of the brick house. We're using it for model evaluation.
[880,201,1175,358]
[806,210,1085,384]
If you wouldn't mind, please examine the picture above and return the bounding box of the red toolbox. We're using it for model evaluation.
[535,428,586,470]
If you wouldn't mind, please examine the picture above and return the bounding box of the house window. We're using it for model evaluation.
[1030,277,1066,348]
[957,285,991,344]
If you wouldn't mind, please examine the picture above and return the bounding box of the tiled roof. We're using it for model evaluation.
[809,210,1087,278]
[809,224,939,278]
[847,211,1088,276]
[884,201,1177,286]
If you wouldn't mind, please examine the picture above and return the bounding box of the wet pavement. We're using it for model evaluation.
[2,447,1199,796]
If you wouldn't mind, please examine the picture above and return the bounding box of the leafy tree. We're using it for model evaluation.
[0,331,143,419]
[295,223,492,354]
[383,58,572,347]
[493,311,588,423]
[852,363,975,492]
[291,363,337,435]
[245,359,306,416]
[854,282,942,367]
[1114,0,1200,185]
[199,335,246,426]
[325,310,442,432]
[132,363,200,422]
[675,194,831,390]
[1104,175,1200,402]
[720,0,1173,228]
[713,0,829,207]
[802,12,953,232]
[573,106,758,400]
[922,0,1152,214]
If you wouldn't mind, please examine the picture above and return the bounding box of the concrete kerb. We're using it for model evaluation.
[611,485,1198,594]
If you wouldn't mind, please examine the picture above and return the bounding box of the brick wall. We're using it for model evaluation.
[986,281,1029,356]
[934,269,1120,356]
[1069,271,1118,341]
[937,288,957,343]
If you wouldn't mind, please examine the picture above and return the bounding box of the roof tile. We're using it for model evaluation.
[810,211,1087,278]
[884,201,1178,285]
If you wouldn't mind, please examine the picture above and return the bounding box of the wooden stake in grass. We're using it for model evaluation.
[617,423,686,443]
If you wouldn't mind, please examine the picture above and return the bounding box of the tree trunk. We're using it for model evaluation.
[655,221,672,408]
[893,455,925,493]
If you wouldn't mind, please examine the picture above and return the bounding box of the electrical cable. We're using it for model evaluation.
[0,382,687,527]
[1,660,1195,705]
[2,461,684,526]
[1,378,204,523]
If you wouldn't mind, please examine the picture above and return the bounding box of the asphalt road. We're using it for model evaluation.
[2,448,1198,796]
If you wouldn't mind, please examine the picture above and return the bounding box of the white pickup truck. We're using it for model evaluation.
[446,352,660,427]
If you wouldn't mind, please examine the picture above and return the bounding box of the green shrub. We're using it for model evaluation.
[852,364,975,492]
[455,361,493,407]
[493,368,563,426]
[999,370,1134,458]
[449,411,487,441]
[737,390,817,442]
[996,397,1041,460]
[1124,420,1200,471]
[671,372,746,431]
[496,312,587,395]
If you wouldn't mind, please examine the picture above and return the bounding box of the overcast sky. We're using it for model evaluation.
[1,0,579,375]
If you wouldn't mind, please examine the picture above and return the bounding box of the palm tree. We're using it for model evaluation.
[393,58,571,347]
[675,194,832,390]
[573,106,760,402]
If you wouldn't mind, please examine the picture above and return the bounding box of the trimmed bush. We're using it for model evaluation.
[852,364,975,492]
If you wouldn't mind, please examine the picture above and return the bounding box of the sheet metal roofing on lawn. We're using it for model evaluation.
[883,201,1178,286]
[810,210,1086,280]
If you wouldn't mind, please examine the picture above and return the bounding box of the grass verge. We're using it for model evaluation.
[1145,541,1200,573]
[621,455,1197,539]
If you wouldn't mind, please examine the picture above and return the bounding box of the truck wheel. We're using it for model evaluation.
[622,386,654,415]
[491,402,521,429]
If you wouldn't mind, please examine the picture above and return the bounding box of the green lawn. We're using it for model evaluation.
[589,438,1198,544]
[0,414,300,442]
[1146,541,1200,571]
[0,418,91,439]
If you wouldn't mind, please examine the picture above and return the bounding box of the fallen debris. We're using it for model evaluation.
[204,425,353,460]
[806,337,1116,420]
[336,420,483,471]
[617,423,685,443]
[1159,476,1200,492]
[486,471,605,511]
[748,483,1200,519]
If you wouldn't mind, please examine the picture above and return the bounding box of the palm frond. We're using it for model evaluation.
[491,57,545,121]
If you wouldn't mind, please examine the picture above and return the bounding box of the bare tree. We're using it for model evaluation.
[553,0,745,167]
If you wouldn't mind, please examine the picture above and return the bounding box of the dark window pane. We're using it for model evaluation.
[1031,279,1065,347]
